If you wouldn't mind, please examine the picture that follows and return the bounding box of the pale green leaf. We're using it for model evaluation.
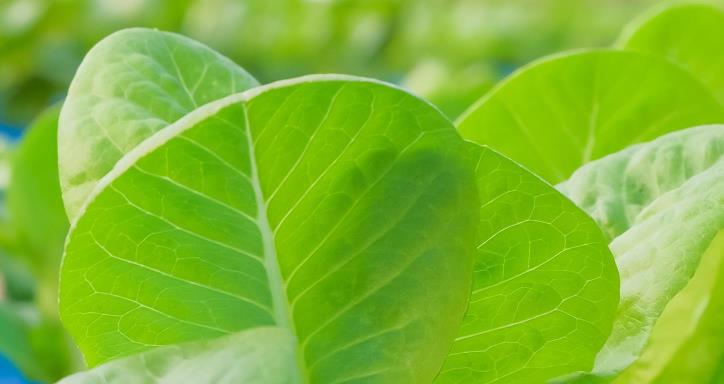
[57,327,296,384]
[559,125,724,381]
[59,71,478,384]
[457,50,723,184]
[559,125,724,241]
[435,146,618,384]
[613,230,724,384]
[59,28,259,220]
[619,3,724,103]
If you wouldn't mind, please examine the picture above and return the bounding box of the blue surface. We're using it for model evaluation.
[0,354,35,384]
[0,123,22,143]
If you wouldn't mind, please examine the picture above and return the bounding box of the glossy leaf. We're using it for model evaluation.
[435,145,618,384]
[559,125,724,380]
[457,50,723,183]
[59,66,478,384]
[619,3,724,103]
[58,28,259,220]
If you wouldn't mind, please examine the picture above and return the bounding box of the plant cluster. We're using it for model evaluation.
[0,2,722,384]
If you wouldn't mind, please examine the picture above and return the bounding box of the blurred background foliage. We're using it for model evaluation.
[2,0,712,129]
[1,0,724,382]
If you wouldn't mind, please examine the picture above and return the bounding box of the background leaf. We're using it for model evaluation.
[6,106,67,312]
[436,146,618,384]
[58,28,259,219]
[619,3,724,103]
[456,50,724,183]
[559,125,724,380]
[613,230,724,383]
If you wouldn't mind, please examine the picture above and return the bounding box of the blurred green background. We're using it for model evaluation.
[0,0,722,382]
[0,0,702,129]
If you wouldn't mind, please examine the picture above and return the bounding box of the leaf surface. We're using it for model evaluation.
[59,69,478,384]
[435,146,618,384]
[613,230,724,384]
[559,125,724,381]
[619,3,724,103]
[59,28,259,220]
[457,50,723,183]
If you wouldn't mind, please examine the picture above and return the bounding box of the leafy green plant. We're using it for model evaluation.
[51,28,622,384]
[57,29,480,383]
[1,2,723,384]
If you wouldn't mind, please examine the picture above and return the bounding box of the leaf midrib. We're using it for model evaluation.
[65,75,390,381]
[241,103,309,384]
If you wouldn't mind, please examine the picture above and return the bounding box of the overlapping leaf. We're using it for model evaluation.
[457,50,724,183]
[59,29,478,384]
[619,3,724,103]
[58,28,259,219]
[435,145,618,384]
[559,125,724,381]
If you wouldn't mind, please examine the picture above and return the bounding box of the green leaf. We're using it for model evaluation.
[6,106,68,308]
[435,145,618,384]
[613,230,724,384]
[559,125,724,241]
[59,70,478,384]
[619,3,724,104]
[559,125,724,380]
[0,302,75,382]
[58,28,259,220]
[0,303,38,378]
[457,50,724,184]
[57,327,297,384]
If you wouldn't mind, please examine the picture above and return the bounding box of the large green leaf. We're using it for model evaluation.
[57,327,296,384]
[58,28,259,220]
[59,71,478,383]
[435,145,618,384]
[559,125,724,381]
[457,50,724,184]
[619,3,724,103]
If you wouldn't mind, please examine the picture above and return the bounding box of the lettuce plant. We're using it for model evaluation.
[3,3,722,384]
[454,4,724,381]
[53,29,621,384]
[58,29,480,383]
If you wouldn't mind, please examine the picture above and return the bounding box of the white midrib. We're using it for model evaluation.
[242,104,309,384]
